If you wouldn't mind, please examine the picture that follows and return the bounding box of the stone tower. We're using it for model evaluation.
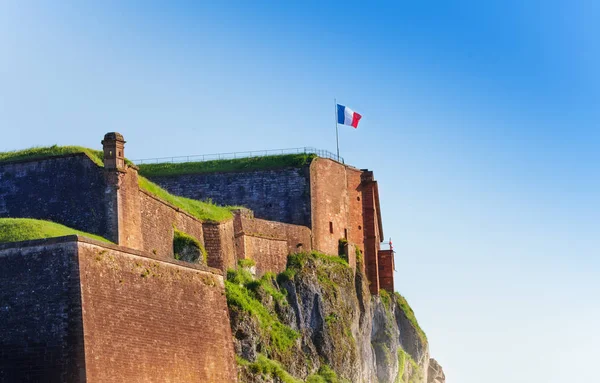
[102,132,126,171]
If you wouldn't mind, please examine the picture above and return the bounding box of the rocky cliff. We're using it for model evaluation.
[226,252,445,383]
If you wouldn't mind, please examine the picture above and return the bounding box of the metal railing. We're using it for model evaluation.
[132,147,344,165]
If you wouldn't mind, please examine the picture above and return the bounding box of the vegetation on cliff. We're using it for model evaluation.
[0,218,111,244]
[394,292,427,345]
[137,153,316,177]
[225,266,299,355]
[226,250,434,383]
[226,253,359,382]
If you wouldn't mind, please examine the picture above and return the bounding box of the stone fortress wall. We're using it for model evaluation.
[146,144,393,293]
[0,134,315,277]
[0,236,238,383]
[0,132,399,381]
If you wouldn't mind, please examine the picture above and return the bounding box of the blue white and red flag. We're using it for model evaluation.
[336,104,362,128]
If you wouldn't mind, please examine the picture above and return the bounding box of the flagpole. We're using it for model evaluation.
[335,98,339,161]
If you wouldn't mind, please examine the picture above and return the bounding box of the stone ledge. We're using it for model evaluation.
[0,235,223,276]
[0,152,92,167]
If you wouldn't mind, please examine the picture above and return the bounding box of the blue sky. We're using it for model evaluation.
[1,1,599,382]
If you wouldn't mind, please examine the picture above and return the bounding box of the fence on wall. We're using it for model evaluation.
[132,147,344,165]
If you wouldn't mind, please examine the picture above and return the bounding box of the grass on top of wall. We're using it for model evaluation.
[138,176,235,222]
[137,153,316,177]
[0,218,111,244]
[0,146,237,223]
[0,145,134,167]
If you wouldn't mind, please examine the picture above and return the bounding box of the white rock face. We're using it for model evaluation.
[428,358,446,383]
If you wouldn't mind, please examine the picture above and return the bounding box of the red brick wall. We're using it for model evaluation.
[236,215,312,254]
[203,220,236,271]
[346,168,364,273]
[310,158,351,256]
[233,214,312,275]
[378,249,394,292]
[139,190,204,260]
[116,168,143,249]
[362,180,380,294]
[77,241,237,383]
[244,237,288,275]
[346,168,364,248]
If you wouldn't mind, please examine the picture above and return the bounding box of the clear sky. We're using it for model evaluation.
[1,1,599,382]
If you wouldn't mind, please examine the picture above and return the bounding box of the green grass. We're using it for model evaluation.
[173,228,207,263]
[396,349,407,383]
[0,145,238,223]
[137,153,316,177]
[0,145,136,167]
[0,145,106,166]
[0,218,111,244]
[279,251,349,284]
[225,269,299,354]
[238,258,256,268]
[138,176,234,222]
[306,365,347,383]
[379,289,392,311]
[242,354,303,383]
[394,293,427,344]
[238,355,345,383]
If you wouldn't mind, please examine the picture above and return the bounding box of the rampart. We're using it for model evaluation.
[0,154,116,241]
[233,210,312,275]
[0,236,238,383]
[0,133,395,292]
[149,167,312,226]
[142,154,390,293]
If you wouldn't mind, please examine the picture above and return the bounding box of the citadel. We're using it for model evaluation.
[0,133,445,383]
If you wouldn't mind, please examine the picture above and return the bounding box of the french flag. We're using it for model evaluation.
[337,104,362,128]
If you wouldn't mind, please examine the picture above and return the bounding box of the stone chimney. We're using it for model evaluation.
[102,132,126,171]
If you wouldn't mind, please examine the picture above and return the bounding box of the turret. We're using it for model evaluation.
[102,132,126,171]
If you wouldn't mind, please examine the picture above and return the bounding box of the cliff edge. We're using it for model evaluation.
[226,252,445,383]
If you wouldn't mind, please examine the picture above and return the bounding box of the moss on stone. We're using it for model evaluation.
[173,229,207,264]
[395,349,406,383]
[393,292,427,344]
[395,348,423,383]
[241,354,303,383]
[225,269,299,354]
[379,289,392,311]
[238,258,256,268]
[306,364,349,383]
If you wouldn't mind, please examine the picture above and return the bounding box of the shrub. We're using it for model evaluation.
[173,229,207,264]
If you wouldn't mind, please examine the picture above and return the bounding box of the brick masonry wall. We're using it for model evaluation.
[146,167,312,226]
[362,181,380,294]
[378,250,394,292]
[78,241,238,383]
[139,190,205,260]
[233,215,311,275]
[237,215,312,254]
[115,168,143,249]
[310,158,352,256]
[346,168,365,256]
[244,236,288,275]
[203,220,236,271]
[0,154,115,241]
[0,241,86,383]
